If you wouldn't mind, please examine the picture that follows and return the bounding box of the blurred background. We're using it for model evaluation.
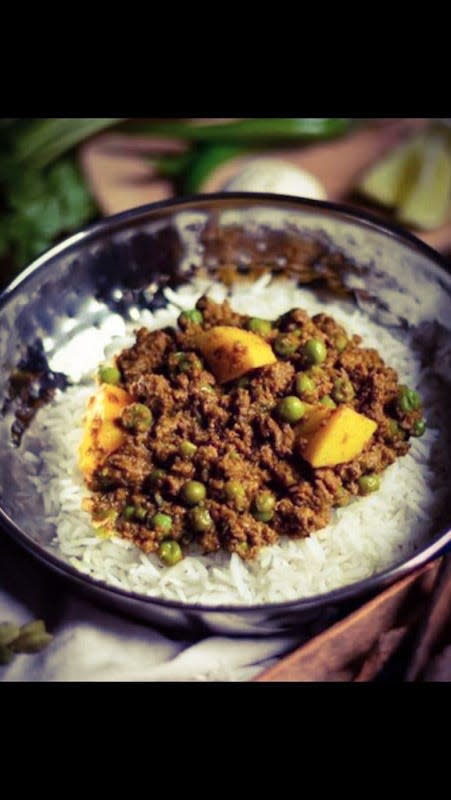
[1,117,451,289]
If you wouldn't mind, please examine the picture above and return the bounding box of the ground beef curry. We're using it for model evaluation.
[79,296,426,565]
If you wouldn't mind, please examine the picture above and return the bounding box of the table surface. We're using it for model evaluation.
[80,118,451,256]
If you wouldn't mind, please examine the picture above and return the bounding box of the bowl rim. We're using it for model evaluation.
[1,190,451,614]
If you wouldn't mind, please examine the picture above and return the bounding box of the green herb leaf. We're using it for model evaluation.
[126,118,350,143]
[0,157,96,269]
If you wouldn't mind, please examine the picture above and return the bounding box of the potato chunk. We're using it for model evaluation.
[195,325,277,384]
[295,404,330,436]
[298,405,377,468]
[78,385,131,479]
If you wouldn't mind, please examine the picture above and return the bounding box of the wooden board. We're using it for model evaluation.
[254,560,441,682]
[79,119,451,254]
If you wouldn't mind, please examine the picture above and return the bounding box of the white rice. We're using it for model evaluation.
[25,274,447,606]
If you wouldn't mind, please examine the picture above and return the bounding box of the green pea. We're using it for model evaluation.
[334,333,348,353]
[409,390,421,410]
[149,468,166,483]
[412,418,426,437]
[303,338,327,365]
[335,486,351,507]
[320,395,337,409]
[274,333,299,357]
[158,540,183,566]
[224,480,246,509]
[358,473,381,495]
[98,364,121,385]
[252,492,276,522]
[398,391,410,413]
[135,506,147,521]
[387,419,406,441]
[190,506,213,532]
[236,541,249,557]
[178,358,190,373]
[295,372,315,397]
[331,377,355,404]
[122,403,153,432]
[185,355,203,372]
[179,441,198,458]
[151,513,172,535]
[408,387,421,409]
[398,395,409,413]
[306,365,325,380]
[276,396,307,424]
[252,509,273,523]
[247,317,272,337]
[180,308,203,325]
[254,492,276,515]
[123,505,136,520]
[174,352,202,373]
[181,480,207,506]
[397,386,421,413]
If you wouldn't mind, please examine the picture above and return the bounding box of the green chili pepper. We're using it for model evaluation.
[127,118,350,143]
[183,144,246,193]
[150,144,246,193]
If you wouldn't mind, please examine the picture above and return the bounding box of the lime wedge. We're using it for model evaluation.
[397,130,451,230]
[358,133,425,208]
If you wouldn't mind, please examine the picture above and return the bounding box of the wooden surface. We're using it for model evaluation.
[405,555,451,681]
[255,560,441,682]
[79,119,451,254]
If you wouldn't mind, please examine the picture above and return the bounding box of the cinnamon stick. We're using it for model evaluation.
[255,560,441,682]
[405,554,451,682]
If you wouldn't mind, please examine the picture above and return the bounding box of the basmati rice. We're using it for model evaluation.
[25,274,447,606]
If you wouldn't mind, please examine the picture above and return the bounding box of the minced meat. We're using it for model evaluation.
[84,296,425,562]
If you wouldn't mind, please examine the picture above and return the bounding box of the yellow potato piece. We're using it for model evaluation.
[78,384,131,479]
[195,326,276,384]
[295,404,330,436]
[299,405,377,468]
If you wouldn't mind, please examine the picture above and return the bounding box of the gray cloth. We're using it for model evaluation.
[0,532,300,681]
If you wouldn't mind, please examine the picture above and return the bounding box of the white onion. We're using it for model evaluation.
[223,157,327,200]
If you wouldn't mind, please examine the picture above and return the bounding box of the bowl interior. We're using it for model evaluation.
[1,193,451,612]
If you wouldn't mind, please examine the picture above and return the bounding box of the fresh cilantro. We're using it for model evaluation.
[0,158,96,268]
